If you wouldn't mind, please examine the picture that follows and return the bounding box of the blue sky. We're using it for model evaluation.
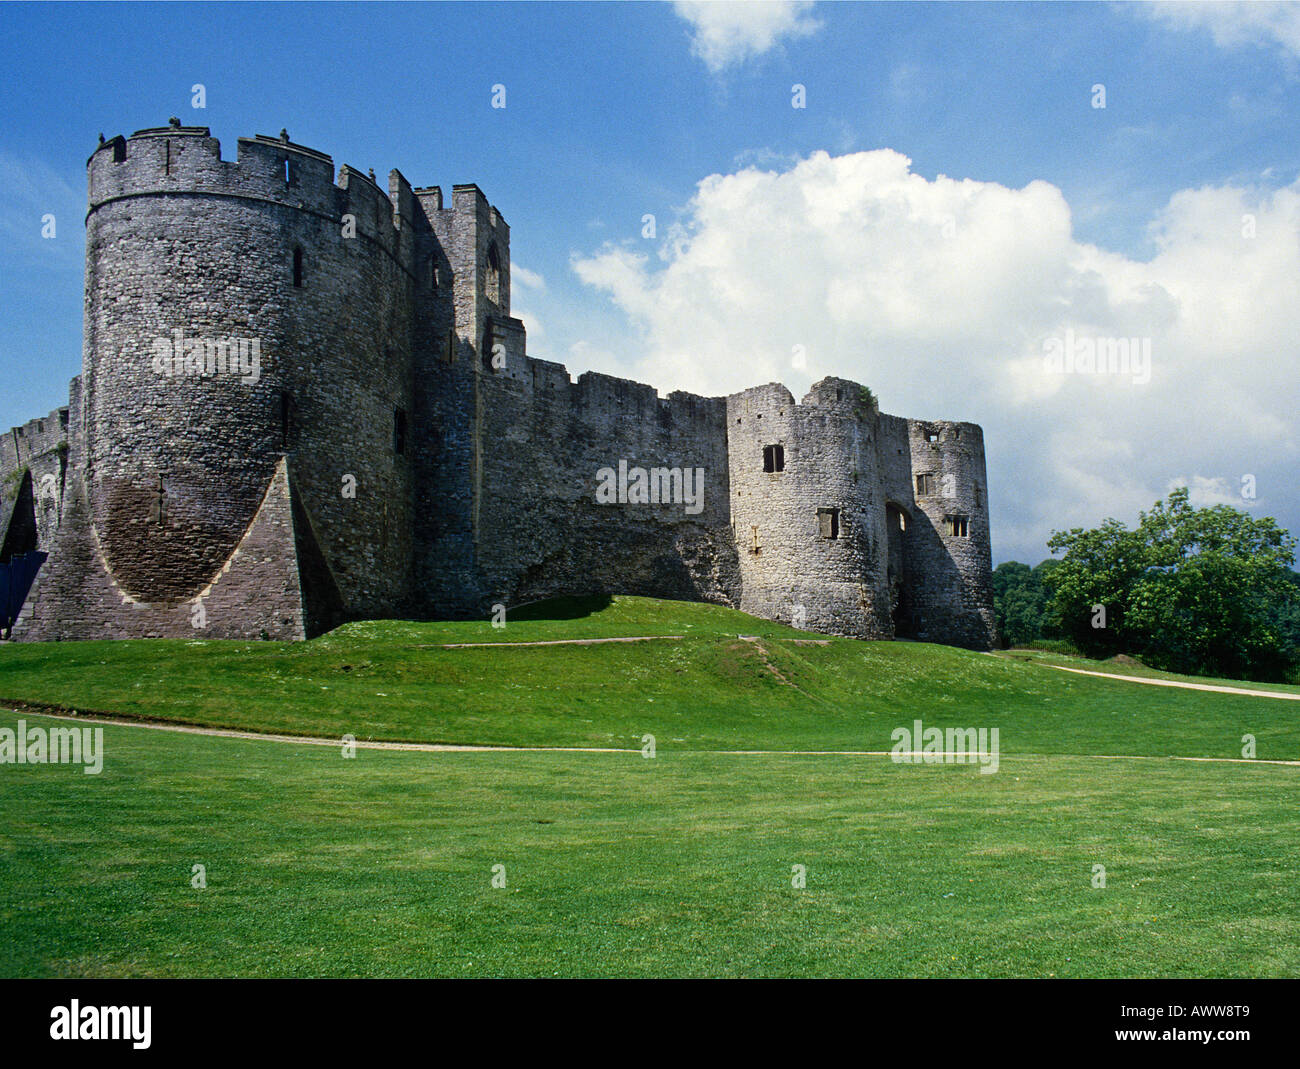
[3,1,1299,563]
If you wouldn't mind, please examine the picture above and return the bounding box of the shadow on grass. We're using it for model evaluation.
[505,594,614,621]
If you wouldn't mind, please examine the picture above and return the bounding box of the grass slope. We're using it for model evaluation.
[1,596,1297,760]
[999,647,1300,694]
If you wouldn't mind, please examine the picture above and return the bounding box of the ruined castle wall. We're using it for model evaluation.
[469,354,738,616]
[70,125,415,636]
[880,413,995,648]
[1,404,69,554]
[411,184,526,616]
[11,122,998,650]
[727,379,893,639]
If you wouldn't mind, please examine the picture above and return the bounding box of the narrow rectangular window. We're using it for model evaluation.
[293,247,304,287]
[818,507,840,539]
[926,430,940,443]
[150,474,165,525]
[444,330,457,365]
[394,408,407,455]
[763,444,784,473]
[916,472,934,496]
[945,515,969,538]
[751,525,760,553]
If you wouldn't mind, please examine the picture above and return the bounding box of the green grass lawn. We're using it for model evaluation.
[1,711,1296,978]
[1,596,1297,977]
[1,596,1297,760]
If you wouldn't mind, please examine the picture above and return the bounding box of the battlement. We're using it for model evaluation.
[449,184,507,229]
[904,417,984,453]
[86,122,503,270]
[413,185,444,210]
[728,378,880,425]
[1,407,68,477]
[482,347,740,426]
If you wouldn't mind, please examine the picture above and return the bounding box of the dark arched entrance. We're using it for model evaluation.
[885,502,914,638]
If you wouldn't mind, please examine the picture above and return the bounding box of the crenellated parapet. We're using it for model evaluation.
[87,121,425,274]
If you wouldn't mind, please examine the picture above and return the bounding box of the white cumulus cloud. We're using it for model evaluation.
[1141,1,1300,58]
[1170,475,1251,509]
[511,262,546,291]
[571,149,1300,562]
[673,1,822,72]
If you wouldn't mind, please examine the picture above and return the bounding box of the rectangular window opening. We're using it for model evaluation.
[818,507,840,540]
[394,408,407,455]
[916,472,934,496]
[762,443,784,473]
[278,390,293,450]
[945,514,970,538]
[150,475,165,525]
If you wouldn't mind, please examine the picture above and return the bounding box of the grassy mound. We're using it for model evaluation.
[1,596,1297,758]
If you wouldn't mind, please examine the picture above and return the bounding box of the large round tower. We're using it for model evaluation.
[79,120,417,633]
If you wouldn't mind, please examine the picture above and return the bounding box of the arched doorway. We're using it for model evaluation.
[885,502,914,638]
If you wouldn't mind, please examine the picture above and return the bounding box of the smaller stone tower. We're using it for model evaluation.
[877,414,996,648]
[728,379,893,639]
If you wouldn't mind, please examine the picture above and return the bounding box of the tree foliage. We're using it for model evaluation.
[992,559,1060,647]
[1043,487,1299,682]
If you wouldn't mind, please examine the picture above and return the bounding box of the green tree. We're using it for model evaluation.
[992,560,1059,647]
[1044,488,1299,682]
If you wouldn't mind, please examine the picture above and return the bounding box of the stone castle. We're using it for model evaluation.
[0,120,996,649]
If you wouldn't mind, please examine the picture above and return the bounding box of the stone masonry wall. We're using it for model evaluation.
[73,123,415,633]
[471,354,738,618]
[0,403,69,557]
[878,412,996,648]
[7,121,996,650]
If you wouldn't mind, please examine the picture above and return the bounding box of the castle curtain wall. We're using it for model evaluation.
[468,359,739,614]
[5,122,996,650]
